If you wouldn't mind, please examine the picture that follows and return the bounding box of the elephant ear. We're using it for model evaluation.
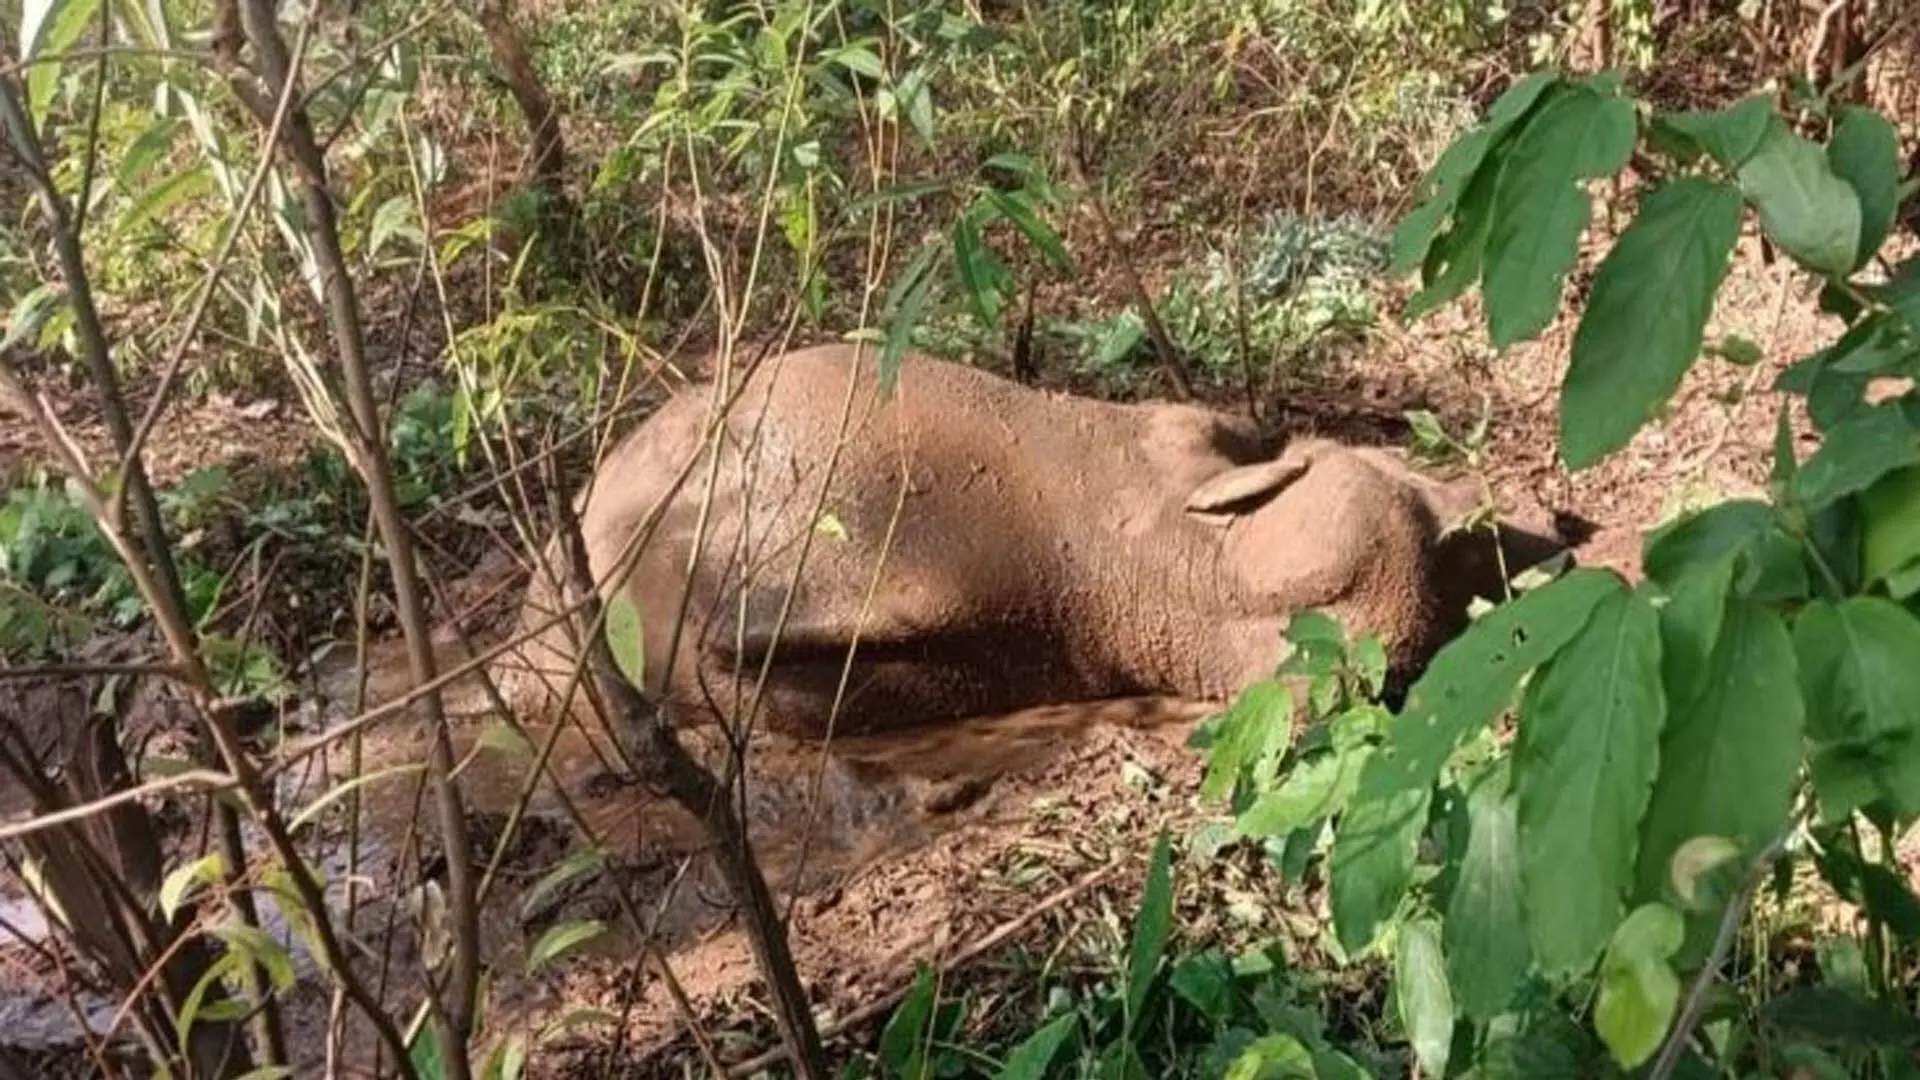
[1184,456,1310,515]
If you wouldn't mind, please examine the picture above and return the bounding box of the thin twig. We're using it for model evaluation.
[1648,813,1807,1080]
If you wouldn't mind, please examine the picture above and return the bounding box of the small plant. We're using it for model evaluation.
[1076,213,1391,387]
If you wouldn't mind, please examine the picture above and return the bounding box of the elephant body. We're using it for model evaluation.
[507,344,1556,737]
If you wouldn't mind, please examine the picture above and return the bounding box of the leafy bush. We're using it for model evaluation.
[1077,213,1390,385]
[1202,70,1920,1077]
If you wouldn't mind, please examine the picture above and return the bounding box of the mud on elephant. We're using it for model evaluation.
[500,344,1565,737]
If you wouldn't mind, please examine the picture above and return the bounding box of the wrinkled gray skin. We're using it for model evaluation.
[506,344,1561,737]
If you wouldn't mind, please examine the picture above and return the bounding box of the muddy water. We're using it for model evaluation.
[0,629,1216,1067]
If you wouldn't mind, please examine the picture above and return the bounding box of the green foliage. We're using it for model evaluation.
[1176,71,1920,1078]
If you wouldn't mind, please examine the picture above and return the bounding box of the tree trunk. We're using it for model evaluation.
[477,0,566,191]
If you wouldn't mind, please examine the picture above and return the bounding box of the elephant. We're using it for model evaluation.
[502,343,1564,738]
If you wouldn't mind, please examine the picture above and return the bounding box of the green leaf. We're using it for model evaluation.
[1862,465,1920,593]
[1634,602,1802,922]
[1795,598,1920,744]
[527,918,606,972]
[1224,1034,1316,1080]
[1406,159,1501,318]
[1561,178,1744,469]
[1651,95,1774,169]
[1642,500,1795,595]
[1826,106,1902,270]
[1594,903,1684,1069]
[1167,949,1237,1022]
[22,0,103,128]
[827,44,886,80]
[1514,588,1666,976]
[1365,568,1624,795]
[116,164,214,238]
[952,210,1007,326]
[1394,918,1454,1077]
[878,242,942,396]
[1125,832,1175,1028]
[1792,403,1920,512]
[1328,570,1620,955]
[1714,333,1764,366]
[2,284,67,355]
[1484,88,1637,347]
[992,1013,1078,1080]
[519,848,610,922]
[159,854,226,925]
[367,195,422,260]
[1392,72,1559,276]
[1235,740,1369,840]
[215,922,297,990]
[1445,763,1530,1021]
[879,964,938,1077]
[985,190,1073,274]
[1736,115,1863,277]
[1329,783,1431,956]
[604,592,645,689]
[1654,555,1736,724]
[1201,678,1293,803]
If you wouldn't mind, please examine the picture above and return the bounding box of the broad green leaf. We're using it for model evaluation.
[1795,598,1920,743]
[1791,404,1920,512]
[1561,178,1743,469]
[367,196,422,260]
[1366,568,1623,794]
[1642,499,1809,602]
[1406,159,1501,318]
[1736,116,1863,277]
[527,919,606,972]
[1327,571,1620,955]
[1445,763,1530,1021]
[1235,741,1369,840]
[1862,465,1920,593]
[992,1013,1077,1080]
[1394,918,1454,1077]
[1594,903,1684,1069]
[1484,87,1637,347]
[1634,602,1801,925]
[604,592,645,688]
[1329,781,1430,956]
[1515,588,1666,976]
[1125,832,1174,1027]
[827,44,885,80]
[159,854,226,925]
[1168,949,1237,1021]
[1391,71,1559,275]
[879,964,938,1078]
[1654,555,1736,721]
[1224,1035,1315,1080]
[1652,95,1774,169]
[482,1034,528,1080]
[1200,678,1293,802]
[176,952,244,1056]
[1827,107,1902,269]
